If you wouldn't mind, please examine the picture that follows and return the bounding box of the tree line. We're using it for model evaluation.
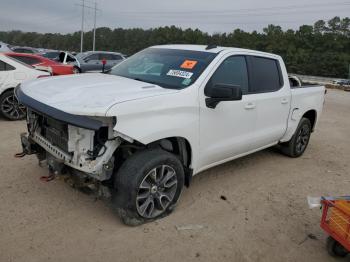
[0,16,349,78]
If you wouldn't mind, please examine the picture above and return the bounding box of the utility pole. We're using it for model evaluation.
[80,0,85,53]
[93,1,97,51]
[76,0,100,52]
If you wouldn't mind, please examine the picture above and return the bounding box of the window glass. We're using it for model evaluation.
[66,54,76,62]
[13,48,35,54]
[109,48,217,89]
[0,61,6,71]
[248,56,282,93]
[100,54,122,60]
[0,60,15,71]
[42,52,60,59]
[10,56,40,65]
[208,56,249,94]
[86,53,99,61]
[110,54,122,60]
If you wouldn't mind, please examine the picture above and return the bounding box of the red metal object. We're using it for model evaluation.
[5,52,75,76]
[321,199,350,252]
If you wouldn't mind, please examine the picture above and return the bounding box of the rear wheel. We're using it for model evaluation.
[0,90,26,120]
[72,66,81,74]
[280,118,311,157]
[112,148,184,226]
[326,237,348,257]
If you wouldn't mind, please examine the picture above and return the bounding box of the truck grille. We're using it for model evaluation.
[42,117,69,153]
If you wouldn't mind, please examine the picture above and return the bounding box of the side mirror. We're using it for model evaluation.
[204,83,242,109]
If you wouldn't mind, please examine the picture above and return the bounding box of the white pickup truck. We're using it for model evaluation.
[16,45,325,225]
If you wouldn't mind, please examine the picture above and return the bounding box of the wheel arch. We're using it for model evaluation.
[114,135,194,187]
[302,109,317,131]
[0,87,15,96]
[146,136,193,187]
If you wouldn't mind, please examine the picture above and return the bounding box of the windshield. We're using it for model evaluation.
[75,52,91,60]
[109,48,217,89]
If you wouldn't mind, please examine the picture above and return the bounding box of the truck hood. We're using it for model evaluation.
[20,73,179,116]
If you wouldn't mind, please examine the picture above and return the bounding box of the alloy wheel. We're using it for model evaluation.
[136,165,178,219]
[295,124,310,154]
[1,93,26,120]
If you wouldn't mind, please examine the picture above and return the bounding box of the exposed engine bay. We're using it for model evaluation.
[20,109,120,184]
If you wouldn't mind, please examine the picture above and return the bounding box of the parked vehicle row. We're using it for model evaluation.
[57,51,125,73]
[0,43,126,73]
[16,44,325,225]
[6,52,76,76]
[333,79,350,86]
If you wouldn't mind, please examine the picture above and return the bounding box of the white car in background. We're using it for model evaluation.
[0,42,13,53]
[0,54,50,120]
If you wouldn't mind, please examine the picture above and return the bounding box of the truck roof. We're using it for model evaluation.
[152,44,280,59]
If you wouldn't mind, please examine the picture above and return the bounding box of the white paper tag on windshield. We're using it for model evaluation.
[167,69,193,79]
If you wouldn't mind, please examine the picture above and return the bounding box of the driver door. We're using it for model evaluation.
[198,55,257,169]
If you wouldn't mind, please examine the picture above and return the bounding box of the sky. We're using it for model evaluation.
[0,0,349,34]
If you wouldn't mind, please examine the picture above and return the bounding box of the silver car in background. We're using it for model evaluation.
[74,51,125,73]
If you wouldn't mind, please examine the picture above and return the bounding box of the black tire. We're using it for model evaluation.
[326,237,348,257]
[0,90,26,121]
[72,66,81,74]
[280,117,311,158]
[112,148,184,226]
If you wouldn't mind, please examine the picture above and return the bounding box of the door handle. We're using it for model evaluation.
[244,103,256,110]
[281,98,289,104]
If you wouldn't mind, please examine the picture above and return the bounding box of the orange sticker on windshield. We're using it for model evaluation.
[180,60,198,69]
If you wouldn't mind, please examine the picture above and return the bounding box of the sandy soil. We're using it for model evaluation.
[0,89,349,262]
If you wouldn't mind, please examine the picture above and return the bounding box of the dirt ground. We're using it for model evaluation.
[0,89,349,262]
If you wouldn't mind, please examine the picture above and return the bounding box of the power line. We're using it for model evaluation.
[113,1,350,15]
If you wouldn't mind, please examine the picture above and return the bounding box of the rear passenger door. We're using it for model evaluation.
[246,55,291,149]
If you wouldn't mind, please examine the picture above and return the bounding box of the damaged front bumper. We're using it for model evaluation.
[20,130,120,181]
[16,86,121,181]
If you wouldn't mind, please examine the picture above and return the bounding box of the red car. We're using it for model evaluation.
[5,52,76,76]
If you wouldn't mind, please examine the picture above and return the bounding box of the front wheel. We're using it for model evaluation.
[113,148,184,226]
[280,117,311,158]
[0,90,26,120]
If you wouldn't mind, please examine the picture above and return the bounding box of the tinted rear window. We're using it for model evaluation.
[248,56,282,93]
[9,56,41,65]
[0,60,15,71]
